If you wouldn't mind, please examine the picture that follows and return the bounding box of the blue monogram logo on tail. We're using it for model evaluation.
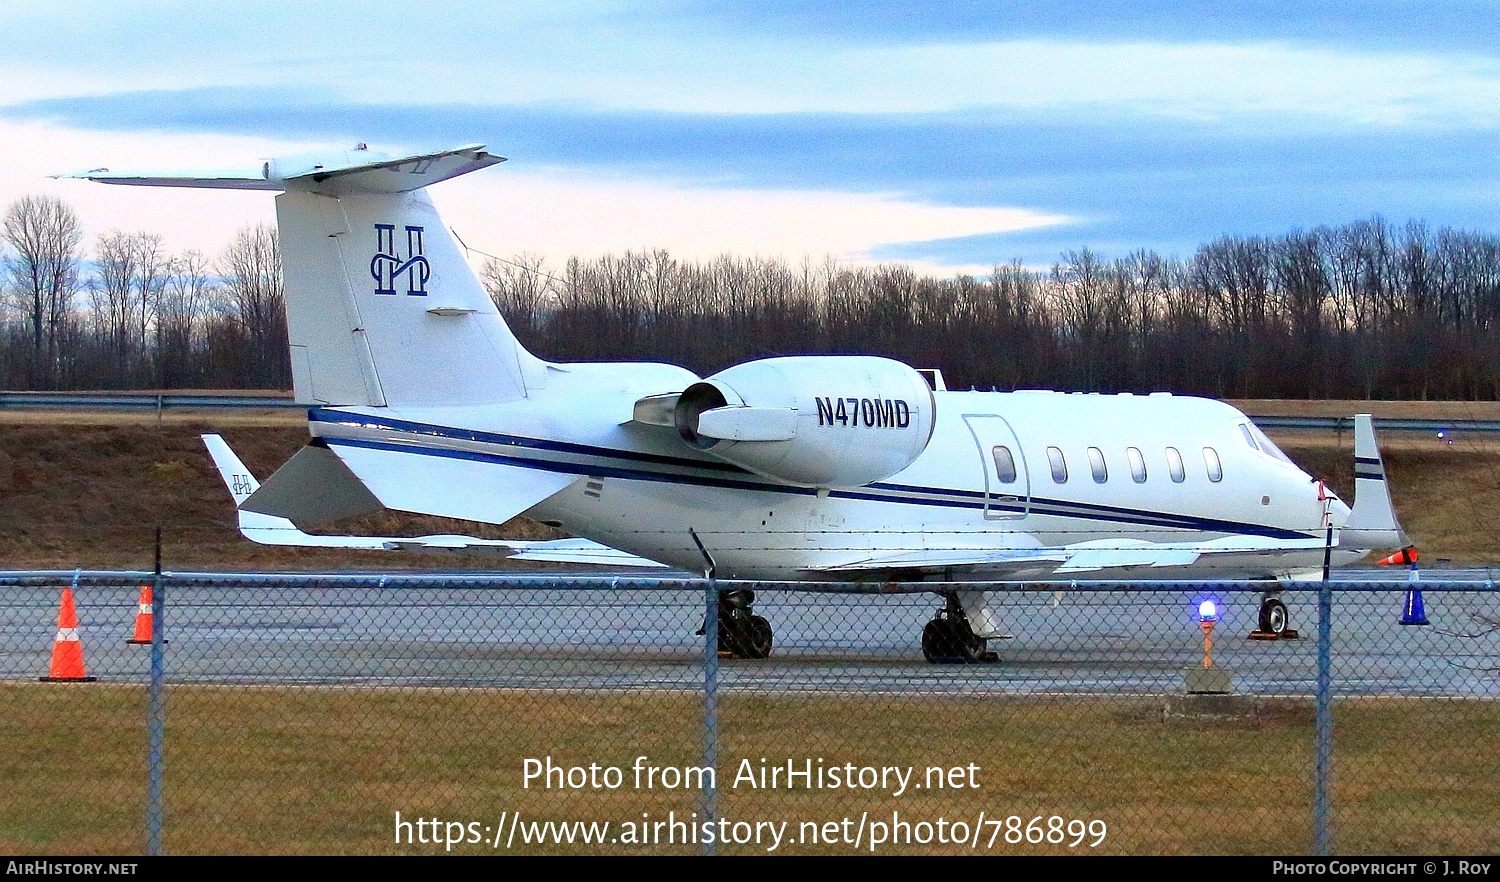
[370,223,431,295]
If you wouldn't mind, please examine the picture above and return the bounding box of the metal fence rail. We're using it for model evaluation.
[0,392,304,410]
[1250,415,1500,434]
[2,574,1496,856]
[3,391,1500,434]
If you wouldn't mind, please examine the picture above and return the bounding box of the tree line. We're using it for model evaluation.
[5,192,1500,399]
[486,219,1500,400]
[1,195,288,390]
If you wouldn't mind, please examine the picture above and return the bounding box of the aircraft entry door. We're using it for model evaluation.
[962,414,1031,520]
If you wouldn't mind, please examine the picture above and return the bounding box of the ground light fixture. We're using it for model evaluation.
[1198,599,1219,667]
[1184,597,1232,694]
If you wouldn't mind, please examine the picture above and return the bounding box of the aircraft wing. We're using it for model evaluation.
[201,434,667,568]
[809,534,1330,578]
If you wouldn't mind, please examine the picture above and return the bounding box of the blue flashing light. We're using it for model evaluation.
[1198,599,1219,622]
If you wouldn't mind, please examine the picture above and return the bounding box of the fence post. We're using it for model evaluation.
[147,528,166,855]
[1314,510,1334,856]
[690,531,720,856]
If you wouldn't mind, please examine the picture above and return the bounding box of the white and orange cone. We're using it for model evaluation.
[126,585,155,645]
[39,587,97,682]
[1377,546,1419,566]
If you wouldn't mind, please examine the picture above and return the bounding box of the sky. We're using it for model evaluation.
[2,1,1499,276]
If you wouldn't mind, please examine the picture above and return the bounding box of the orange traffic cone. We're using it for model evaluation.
[126,585,154,645]
[40,588,97,682]
[1378,547,1419,566]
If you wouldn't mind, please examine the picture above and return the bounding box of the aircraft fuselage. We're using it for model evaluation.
[308,371,1352,581]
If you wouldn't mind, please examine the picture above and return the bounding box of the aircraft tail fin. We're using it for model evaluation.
[1341,414,1411,551]
[73,144,543,409]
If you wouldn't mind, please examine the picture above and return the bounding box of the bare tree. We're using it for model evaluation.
[3,194,82,387]
[133,233,168,380]
[481,252,555,345]
[219,224,287,387]
[89,230,139,380]
[157,250,215,388]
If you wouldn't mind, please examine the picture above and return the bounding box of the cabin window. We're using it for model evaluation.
[1087,447,1108,483]
[1239,423,1259,450]
[991,446,1018,484]
[1204,447,1223,482]
[1047,446,1068,483]
[1166,447,1186,483]
[1127,447,1147,483]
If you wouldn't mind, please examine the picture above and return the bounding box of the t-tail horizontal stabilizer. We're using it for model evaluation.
[200,434,667,567]
[59,144,504,195]
[1341,414,1410,552]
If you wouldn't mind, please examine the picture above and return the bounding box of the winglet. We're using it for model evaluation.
[1341,414,1410,551]
[201,433,260,506]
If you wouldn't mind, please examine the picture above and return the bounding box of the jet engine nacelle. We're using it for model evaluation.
[673,355,936,488]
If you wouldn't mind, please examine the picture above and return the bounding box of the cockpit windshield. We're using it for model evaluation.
[1247,422,1295,465]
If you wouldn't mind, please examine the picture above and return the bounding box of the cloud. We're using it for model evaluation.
[437,166,1067,276]
[6,4,1500,120]
[0,119,1064,275]
[674,1,1500,54]
[6,90,1499,268]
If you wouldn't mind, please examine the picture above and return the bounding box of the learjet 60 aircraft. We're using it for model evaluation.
[69,144,1411,662]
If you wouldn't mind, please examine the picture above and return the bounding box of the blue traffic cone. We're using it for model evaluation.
[1400,580,1429,626]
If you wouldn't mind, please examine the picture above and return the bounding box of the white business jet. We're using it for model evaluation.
[69,144,1410,662]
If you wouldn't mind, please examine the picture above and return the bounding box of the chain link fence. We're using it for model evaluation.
[2,573,1497,855]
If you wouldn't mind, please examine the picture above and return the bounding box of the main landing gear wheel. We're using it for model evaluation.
[921,593,993,664]
[717,589,774,659]
[1258,597,1289,635]
[1250,593,1298,639]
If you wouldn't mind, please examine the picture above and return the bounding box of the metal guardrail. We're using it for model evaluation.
[0,392,304,410]
[3,392,1499,432]
[1251,415,1500,433]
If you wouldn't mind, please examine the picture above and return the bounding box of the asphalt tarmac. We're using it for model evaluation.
[2,568,1497,697]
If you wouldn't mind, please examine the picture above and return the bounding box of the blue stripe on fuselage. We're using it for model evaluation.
[311,410,1311,540]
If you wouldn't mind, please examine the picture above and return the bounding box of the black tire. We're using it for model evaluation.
[921,619,951,663]
[719,614,773,659]
[922,618,986,664]
[1259,598,1289,634]
[744,615,773,659]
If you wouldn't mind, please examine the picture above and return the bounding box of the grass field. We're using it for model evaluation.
[1,683,1496,855]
